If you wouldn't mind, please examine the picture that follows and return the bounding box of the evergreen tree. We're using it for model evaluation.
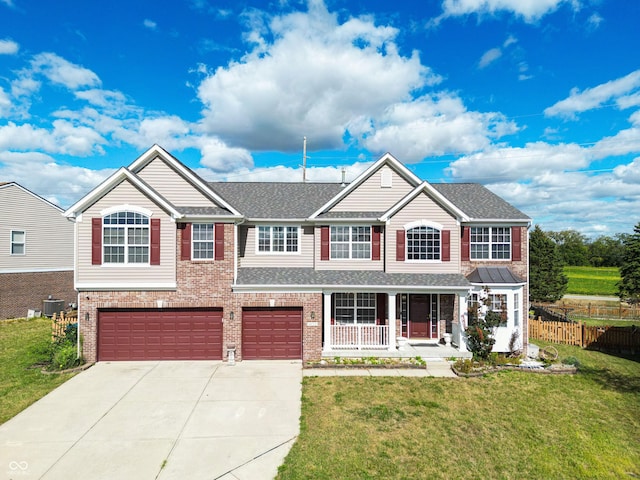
[618,222,640,305]
[530,225,568,302]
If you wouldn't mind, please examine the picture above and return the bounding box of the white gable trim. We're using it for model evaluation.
[379,182,469,222]
[308,152,421,219]
[0,182,64,213]
[128,144,242,217]
[63,167,182,219]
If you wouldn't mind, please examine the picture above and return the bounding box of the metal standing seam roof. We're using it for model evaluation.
[209,182,345,219]
[466,266,525,284]
[236,267,471,288]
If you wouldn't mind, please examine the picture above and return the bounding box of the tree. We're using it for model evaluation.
[465,287,504,360]
[618,222,640,305]
[530,225,568,302]
[547,230,589,266]
[588,234,627,267]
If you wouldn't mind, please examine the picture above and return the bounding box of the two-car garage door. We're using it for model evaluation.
[98,309,223,361]
[97,307,302,361]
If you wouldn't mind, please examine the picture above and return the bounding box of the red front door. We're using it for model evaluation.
[409,295,437,339]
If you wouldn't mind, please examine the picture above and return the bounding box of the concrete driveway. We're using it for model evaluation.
[0,360,302,480]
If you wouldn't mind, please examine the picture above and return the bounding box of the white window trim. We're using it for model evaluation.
[10,230,25,256]
[330,225,372,260]
[255,225,301,255]
[468,289,513,328]
[334,292,377,325]
[102,211,150,266]
[192,223,215,261]
[470,226,511,261]
[100,204,153,217]
[404,220,443,263]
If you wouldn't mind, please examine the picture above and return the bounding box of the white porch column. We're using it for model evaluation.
[323,292,332,353]
[458,291,468,352]
[388,292,397,351]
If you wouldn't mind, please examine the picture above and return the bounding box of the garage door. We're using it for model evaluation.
[242,308,302,360]
[98,309,223,361]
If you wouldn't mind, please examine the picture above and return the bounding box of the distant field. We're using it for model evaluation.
[564,266,620,296]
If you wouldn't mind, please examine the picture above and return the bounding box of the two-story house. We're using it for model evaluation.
[0,182,75,319]
[64,145,530,363]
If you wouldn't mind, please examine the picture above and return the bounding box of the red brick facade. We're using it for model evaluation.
[78,224,323,363]
[0,270,75,320]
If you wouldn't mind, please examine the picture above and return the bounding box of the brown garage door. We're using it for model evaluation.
[242,308,302,360]
[98,309,223,361]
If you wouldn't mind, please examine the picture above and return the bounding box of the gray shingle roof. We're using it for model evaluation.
[317,211,385,219]
[432,183,530,220]
[466,266,524,284]
[209,182,344,219]
[179,206,234,216]
[236,267,470,288]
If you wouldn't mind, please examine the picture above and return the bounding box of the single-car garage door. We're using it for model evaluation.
[98,308,223,361]
[242,308,302,360]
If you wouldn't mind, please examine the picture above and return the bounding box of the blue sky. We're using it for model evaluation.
[1,0,639,237]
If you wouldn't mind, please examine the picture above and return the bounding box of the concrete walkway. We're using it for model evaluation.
[0,360,301,480]
[304,360,457,377]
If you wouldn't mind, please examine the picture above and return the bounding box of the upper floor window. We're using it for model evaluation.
[11,230,25,255]
[471,227,511,260]
[331,226,370,259]
[193,223,214,259]
[406,226,440,261]
[103,211,149,264]
[258,226,299,253]
[334,293,376,325]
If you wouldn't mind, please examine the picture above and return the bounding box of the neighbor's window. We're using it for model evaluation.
[406,226,440,261]
[470,227,511,260]
[257,226,299,253]
[330,226,371,259]
[11,230,25,255]
[334,293,376,324]
[192,223,214,259]
[103,211,149,264]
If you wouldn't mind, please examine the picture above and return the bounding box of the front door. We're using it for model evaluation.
[409,294,438,339]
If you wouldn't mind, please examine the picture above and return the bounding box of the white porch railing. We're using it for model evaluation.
[330,324,389,350]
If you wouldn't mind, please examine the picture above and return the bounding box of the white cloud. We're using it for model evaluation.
[0,87,10,116]
[196,137,254,172]
[143,19,157,30]
[478,47,502,68]
[434,0,576,24]
[197,0,437,152]
[545,69,640,118]
[586,12,604,31]
[613,156,640,183]
[0,38,18,54]
[29,52,101,90]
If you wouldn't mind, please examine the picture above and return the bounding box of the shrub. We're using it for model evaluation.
[562,356,580,367]
[52,343,79,370]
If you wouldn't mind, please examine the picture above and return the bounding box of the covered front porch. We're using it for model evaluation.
[322,289,471,355]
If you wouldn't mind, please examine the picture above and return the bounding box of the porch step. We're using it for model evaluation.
[322,344,472,360]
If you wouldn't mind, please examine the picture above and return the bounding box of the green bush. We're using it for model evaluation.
[52,343,80,370]
[562,356,580,367]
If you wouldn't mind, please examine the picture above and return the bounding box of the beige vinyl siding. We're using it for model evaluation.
[239,225,314,268]
[0,185,73,272]
[76,181,177,288]
[313,226,384,271]
[329,166,414,213]
[386,193,460,274]
[136,157,216,207]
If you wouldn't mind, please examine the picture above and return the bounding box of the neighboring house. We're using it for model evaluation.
[0,182,75,320]
[64,145,531,363]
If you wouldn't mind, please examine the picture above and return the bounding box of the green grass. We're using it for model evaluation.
[573,316,640,327]
[278,344,640,480]
[0,317,77,425]
[564,266,620,296]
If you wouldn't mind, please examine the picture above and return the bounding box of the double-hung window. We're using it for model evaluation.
[192,223,214,259]
[10,230,25,255]
[406,226,440,260]
[470,227,511,260]
[103,211,149,264]
[257,226,299,253]
[330,226,370,259]
[334,293,376,324]
[468,293,508,327]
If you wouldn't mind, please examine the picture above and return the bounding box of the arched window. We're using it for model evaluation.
[406,225,440,261]
[103,211,150,264]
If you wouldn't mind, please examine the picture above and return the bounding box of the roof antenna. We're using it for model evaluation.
[341,167,346,187]
[302,136,307,183]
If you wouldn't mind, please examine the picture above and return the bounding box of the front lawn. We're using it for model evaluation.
[0,317,77,424]
[278,343,640,479]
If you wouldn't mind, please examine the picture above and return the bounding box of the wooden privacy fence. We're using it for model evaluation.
[529,317,640,354]
[51,310,78,341]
